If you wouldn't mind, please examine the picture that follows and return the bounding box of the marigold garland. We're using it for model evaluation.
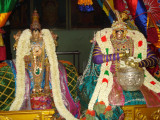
[77,0,94,12]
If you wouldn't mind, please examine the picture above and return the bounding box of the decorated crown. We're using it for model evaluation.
[30,10,41,30]
[111,10,127,30]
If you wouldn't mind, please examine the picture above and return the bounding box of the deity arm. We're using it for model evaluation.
[139,46,159,68]
[50,31,58,46]
[92,43,122,64]
[24,55,31,62]
[24,55,31,68]
[44,57,50,93]
[13,31,22,50]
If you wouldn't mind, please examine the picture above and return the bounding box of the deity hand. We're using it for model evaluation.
[13,31,22,50]
[13,31,22,41]
[24,55,31,68]
[51,31,58,40]
[127,60,139,68]
[125,50,130,57]
[119,50,130,60]
[51,31,58,46]
[44,86,50,93]
[24,55,31,63]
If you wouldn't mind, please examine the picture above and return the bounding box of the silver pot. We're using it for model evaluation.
[117,67,144,91]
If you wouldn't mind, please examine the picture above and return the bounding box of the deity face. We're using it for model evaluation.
[116,30,124,40]
[32,45,42,57]
[32,29,40,40]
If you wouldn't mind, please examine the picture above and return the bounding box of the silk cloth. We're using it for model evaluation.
[0,46,6,61]
[125,0,147,37]
[78,43,160,119]
[59,60,79,100]
[0,0,17,27]
[0,60,80,118]
[0,61,15,111]
[27,61,80,118]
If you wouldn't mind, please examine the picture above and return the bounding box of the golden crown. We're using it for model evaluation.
[111,10,127,30]
[30,10,41,30]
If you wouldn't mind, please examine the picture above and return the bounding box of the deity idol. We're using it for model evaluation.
[78,11,160,119]
[9,10,80,120]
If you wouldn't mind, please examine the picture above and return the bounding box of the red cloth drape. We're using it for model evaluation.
[0,46,6,61]
[113,0,125,12]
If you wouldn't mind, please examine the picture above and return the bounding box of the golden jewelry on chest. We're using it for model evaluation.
[31,41,45,76]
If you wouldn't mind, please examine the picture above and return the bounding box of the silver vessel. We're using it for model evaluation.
[117,67,144,91]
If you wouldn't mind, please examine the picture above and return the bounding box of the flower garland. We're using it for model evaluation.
[42,29,78,120]
[10,29,31,110]
[129,30,160,93]
[87,28,160,114]
[9,29,78,120]
[88,28,113,111]
[77,0,94,12]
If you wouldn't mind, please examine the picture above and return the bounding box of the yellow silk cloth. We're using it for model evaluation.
[0,12,11,27]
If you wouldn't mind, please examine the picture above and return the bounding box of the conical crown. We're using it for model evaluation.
[30,10,41,30]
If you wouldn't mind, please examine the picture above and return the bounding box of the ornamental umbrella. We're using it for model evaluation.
[143,0,160,24]
[143,0,160,50]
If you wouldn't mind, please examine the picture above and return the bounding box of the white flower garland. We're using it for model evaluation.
[88,28,113,110]
[9,29,77,120]
[129,30,160,93]
[42,29,78,120]
[88,28,160,111]
[10,29,31,110]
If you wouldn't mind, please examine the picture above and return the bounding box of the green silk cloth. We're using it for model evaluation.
[0,62,15,111]
[0,0,17,13]
[59,61,79,100]
[0,0,17,27]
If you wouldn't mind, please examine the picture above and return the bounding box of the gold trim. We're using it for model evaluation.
[139,62,142,67]
[148,53,155,58]
[111,54,113,61]
[151,109,160,120]
[119,53,124,58]
[115,53,117,60]
[150,58,155,65]
[135,108,147,120]
[0,116,12,120]
[103,55,104,62]
[0,34,4,46]
[0,109,55,120]
[108,55,110,61]
[146,59,151,66]
[141,61,146,66]
[104,55,106,62]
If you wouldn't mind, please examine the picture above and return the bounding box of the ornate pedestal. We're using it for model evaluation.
[122,105,160,120]
[0,109,55,120]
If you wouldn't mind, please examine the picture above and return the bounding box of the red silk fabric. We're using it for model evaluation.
[0,46,6,61]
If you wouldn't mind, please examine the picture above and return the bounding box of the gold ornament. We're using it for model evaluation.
[30,10,41,30]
